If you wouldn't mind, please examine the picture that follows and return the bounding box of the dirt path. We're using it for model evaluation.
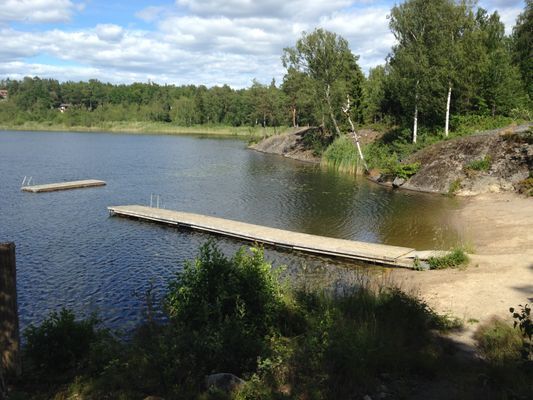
[391,193,533,341]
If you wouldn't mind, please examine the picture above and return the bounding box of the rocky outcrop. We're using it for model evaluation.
[249,127,322,163]
[402,124,532,195]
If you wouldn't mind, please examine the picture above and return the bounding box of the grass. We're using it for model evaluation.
[448,178,462,195]
[0,120,284,138]
[321,135,361,174]
[474,317,523,365]
[427,247,469,269]
[465,155,492,172]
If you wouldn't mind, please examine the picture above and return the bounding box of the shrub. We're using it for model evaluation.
[287,287,449,398]
[24,308,101,376]
[427,248,469,269]
[164,242,284,381]
[393,162,421,179]
[474,317,522,365]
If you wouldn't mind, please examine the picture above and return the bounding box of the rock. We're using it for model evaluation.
[392,177,406,188]
[368,168,382,180]
[363,395,373,400]
[206,373,245,392]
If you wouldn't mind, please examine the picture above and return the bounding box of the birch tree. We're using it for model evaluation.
[282,29,363,137]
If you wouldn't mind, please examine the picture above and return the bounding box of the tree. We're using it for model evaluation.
[282,28,363,137]
[477,10,527,115]
[388,0,436,143]
[512,0,532,100]
[363,65,386,124]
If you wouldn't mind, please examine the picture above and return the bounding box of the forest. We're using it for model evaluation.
[0,0,531,141]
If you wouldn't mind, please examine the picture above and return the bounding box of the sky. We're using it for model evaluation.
[0,0,526,88]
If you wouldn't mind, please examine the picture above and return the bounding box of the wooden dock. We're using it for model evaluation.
[108,205,446,268]
[22,179,106,193]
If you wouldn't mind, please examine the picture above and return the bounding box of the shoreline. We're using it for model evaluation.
[391,192,533,341]
[0,122,282,137]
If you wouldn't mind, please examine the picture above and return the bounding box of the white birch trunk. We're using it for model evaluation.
[326,84,341,137]
[413,103,418,144]
[343,95,368,173]
[413,80,419,144]
[445,84,451,137]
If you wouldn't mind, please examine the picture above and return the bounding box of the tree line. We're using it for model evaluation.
[0,0,530,141]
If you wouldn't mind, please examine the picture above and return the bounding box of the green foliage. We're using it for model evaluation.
[512,0,533,99]
[510,304,533,360]
[394,162,420,179]
[474,317,523,365]
[466,155,492,171]
[301,127,332,155]
[286,287,451,398]
[282,28,364,136]
[164,242,284,381]
[24,308,112,378]
[0,77,291,129]
[321,135,360,173]
[427,248,469,269]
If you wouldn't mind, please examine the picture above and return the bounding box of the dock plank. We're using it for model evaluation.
[108,205,423,268]
[22,180,106,193]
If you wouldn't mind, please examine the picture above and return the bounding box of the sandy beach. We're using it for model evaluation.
[392,193,533,341]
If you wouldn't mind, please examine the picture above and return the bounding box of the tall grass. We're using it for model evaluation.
[0,120,283,138]
[321,135,361,174]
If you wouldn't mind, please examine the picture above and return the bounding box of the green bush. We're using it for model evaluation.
[164,242,284,382]
[474,317,522,365]
[427,248,469,269]
[24,308,101,376]
[393,162,421,179]
[287,287,450,398]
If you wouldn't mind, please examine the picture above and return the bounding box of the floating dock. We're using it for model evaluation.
[108,205,446,268]
[22,179,106,193]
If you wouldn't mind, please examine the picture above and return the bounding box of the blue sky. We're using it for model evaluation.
[0,0,526,88]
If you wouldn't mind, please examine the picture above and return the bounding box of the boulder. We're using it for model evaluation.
[392,177,406,188]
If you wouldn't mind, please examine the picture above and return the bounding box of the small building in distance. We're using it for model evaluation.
[0,89,8,101]
[58,103,72,113]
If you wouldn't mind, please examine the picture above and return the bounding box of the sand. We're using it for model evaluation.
[391,193,533,342]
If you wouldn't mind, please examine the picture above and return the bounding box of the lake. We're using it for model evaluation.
[0,130,463,331]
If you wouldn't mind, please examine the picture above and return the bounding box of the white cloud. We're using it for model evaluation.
[176,0,353,19]
[95,24,124,42]
[1,1,524,87]
[320,7,394,71]
[0,0,78,23]
[135,6,167,23]
[479,0,525,33]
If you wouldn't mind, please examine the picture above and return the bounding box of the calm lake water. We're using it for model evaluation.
[0,130,463,331]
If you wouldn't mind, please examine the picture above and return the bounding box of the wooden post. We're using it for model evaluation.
[0,242,21,377]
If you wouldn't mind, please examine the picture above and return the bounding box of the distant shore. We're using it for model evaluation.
[0,121,283,137]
